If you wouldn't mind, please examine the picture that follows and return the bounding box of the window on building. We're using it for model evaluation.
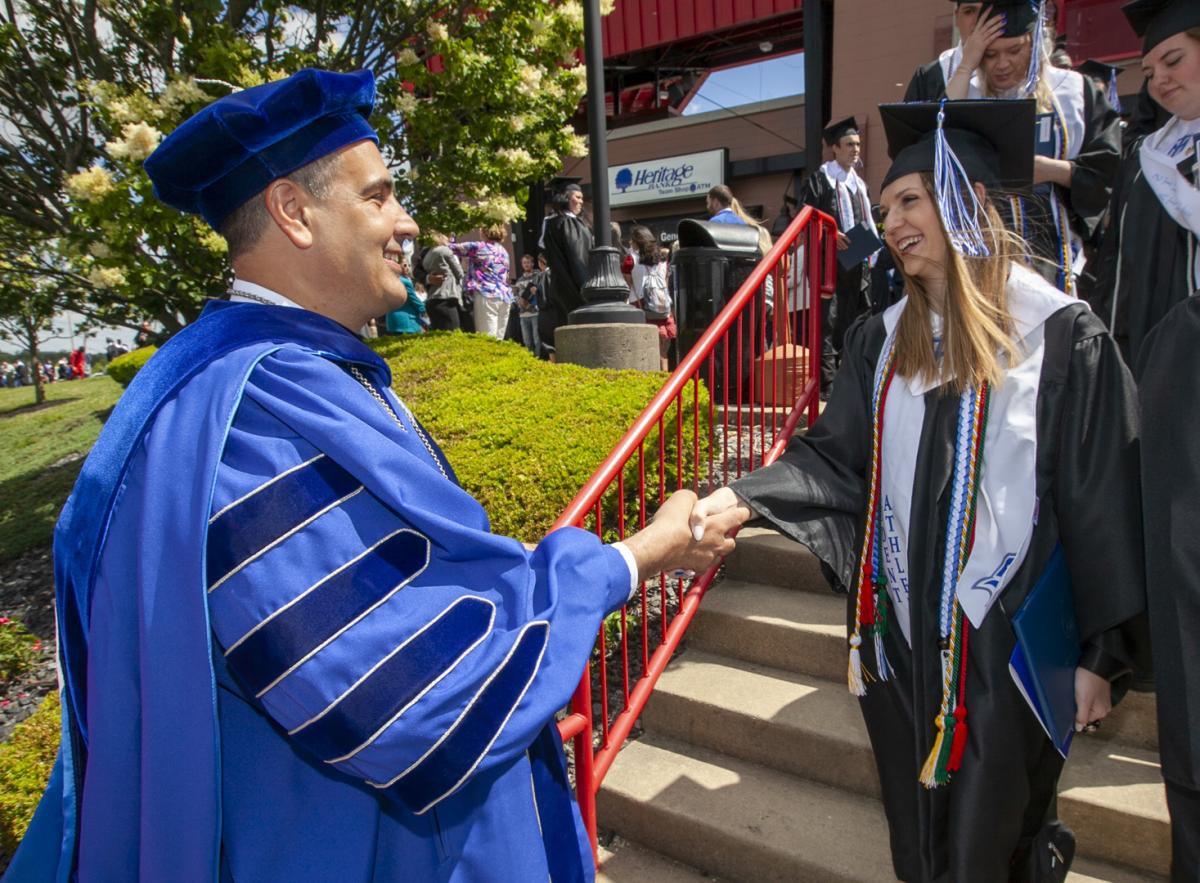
[680,51,806,117]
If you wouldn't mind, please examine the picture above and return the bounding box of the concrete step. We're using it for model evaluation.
[598,735,897,883]
[724,526,829,593]
[597,838,725,882]
[599,735,1166,883]
[1059,741,1172,877]
[688,578,848,681]
[641,651,880,799]
[639,647,1171,877]
[692,574,1159,753]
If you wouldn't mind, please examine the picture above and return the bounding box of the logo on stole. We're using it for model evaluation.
[970,552,1018,599]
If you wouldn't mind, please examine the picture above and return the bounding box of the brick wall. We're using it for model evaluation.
[828,0,953,194]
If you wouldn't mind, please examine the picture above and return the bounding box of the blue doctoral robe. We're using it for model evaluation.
[6,301,631,882]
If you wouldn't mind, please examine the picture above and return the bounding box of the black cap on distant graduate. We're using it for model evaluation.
[822,116,860,147]
[879,100,1036,192]
[986,0,1043,38]
[1078,59,1125,111]
[1077,59,1120,82]
[547,175,582,195]
[1123,0,1200,54]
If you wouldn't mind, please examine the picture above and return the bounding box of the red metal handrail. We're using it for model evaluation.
[550,205,839,858]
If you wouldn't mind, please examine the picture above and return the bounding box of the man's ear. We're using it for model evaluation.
[263,179,314,249]
[972,181,988,205]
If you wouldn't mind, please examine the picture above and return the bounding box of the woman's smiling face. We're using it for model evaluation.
[879,173,950,288]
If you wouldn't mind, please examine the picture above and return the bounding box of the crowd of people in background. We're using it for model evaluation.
[0,345,96,387]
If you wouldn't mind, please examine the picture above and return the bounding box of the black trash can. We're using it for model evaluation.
[671,219,764,395]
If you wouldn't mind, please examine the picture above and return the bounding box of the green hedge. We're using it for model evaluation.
[105,346,157,387]
[376,332,707,542]
[0,694,59,867]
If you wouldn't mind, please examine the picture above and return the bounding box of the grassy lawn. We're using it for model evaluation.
[0,377,122,562]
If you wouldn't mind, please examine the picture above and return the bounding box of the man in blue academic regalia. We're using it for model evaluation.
[5,68,749,883]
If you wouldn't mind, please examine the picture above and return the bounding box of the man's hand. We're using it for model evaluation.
[428,272,446,286]
[1074,667,1113,733]
[621,490,750,581]
[836,232,851,251]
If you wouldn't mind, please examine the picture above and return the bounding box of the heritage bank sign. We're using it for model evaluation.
[608,149,727,208]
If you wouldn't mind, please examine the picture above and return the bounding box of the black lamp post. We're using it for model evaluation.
[568,0,644,325]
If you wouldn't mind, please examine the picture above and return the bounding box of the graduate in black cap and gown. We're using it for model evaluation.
[799,117,875,398]
[1097,0,1200,873]
[905,1,990,103]
[541,181,593,355]
[939,0,1121,297]
[1090,0,1200,365]
[2,69,746,883]
[690,99,1148,881]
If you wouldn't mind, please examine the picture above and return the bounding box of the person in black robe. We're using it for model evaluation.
[1087,0,1200,369]
[1105,1,1200,875]
[938,0,1121,297]
[690,100,1148,882]
[542,182,593,356]
[799,117,874,398]
[904,1,989,103]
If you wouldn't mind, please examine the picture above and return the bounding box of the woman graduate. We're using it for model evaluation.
[1103,0,1200,872]
[691,100,1147,881]
[1089,0,1200,367]
[943,0,1121,297]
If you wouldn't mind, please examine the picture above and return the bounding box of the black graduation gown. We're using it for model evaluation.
[1088,141,1196,367]
[542,212,593,323]
[731,305,1148,882]
[1136,296,1200,794]
[904,59,947,104]
[797,168,871,344]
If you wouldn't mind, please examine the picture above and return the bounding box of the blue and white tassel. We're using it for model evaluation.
[1020,0,1048,98]
[1108,70,1123,114]
[933,100,991,257]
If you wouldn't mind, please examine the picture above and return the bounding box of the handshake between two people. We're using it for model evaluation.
[620,486,752,584]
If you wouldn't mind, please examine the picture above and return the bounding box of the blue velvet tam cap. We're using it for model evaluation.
[144,68,378,229]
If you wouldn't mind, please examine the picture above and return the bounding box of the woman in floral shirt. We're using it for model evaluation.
[452,227,513,339]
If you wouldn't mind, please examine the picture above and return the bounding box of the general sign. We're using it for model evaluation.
[608,149,727,208]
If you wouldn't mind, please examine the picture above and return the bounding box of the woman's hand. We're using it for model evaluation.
[960,6,1006,72]
[1074,667,1113,733]
[1033,156,1074,188]
[689,487,748,542]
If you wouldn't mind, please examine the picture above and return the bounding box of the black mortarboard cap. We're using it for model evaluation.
[1122,0,1200,54]
[1077,59,1121,81]
[548,176,582,195]
[986,0,1043,38]
[822,116,860,146]
[879,99,1036,191]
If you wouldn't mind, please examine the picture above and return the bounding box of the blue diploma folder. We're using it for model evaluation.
[1008,545,1079,758]
[836,221,884,269]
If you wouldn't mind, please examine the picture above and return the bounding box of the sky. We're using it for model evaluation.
[682,50,806,116]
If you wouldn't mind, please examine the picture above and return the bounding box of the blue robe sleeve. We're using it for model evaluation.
[205,347,632,816]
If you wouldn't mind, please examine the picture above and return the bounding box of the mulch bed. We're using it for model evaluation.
[0,545,57,742]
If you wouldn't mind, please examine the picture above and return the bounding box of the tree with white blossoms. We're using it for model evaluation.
[0,1,602,335]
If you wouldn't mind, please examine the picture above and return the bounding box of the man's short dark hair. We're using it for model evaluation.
[219,152,342,259]
[707,185,733,208]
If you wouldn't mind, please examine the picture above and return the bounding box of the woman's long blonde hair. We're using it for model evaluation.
[729,197,773,255]
[891,173,1027,394]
